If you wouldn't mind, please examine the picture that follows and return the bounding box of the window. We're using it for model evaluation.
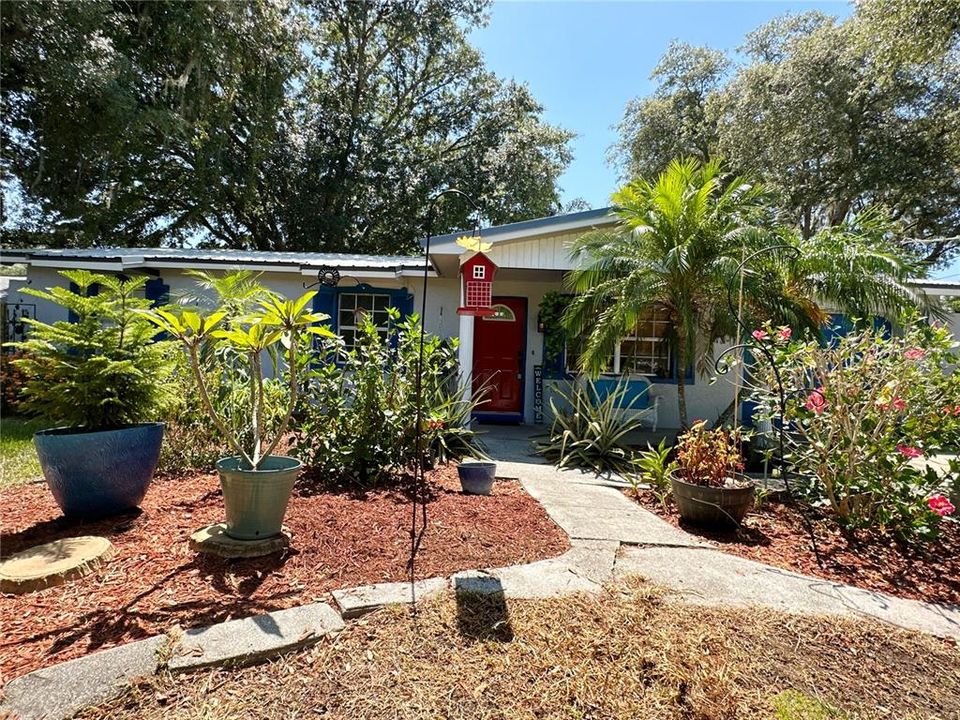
[564,306,672,378]
[483,304,515,322]
[472,265,486,280]
[338,293,390,350]
[618,306,672,377]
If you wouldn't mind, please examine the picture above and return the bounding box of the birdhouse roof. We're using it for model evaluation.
[459,252,498,275]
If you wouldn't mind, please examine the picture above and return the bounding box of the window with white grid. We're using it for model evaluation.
[338,293,390,350]
[564,306,671,377]
[472,265,486,280]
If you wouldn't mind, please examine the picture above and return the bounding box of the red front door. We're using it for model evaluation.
[472,297,526,415]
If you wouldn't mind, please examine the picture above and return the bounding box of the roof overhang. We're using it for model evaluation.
[4,249,436,280]
[914,279,960,297]
[422,207,615,257]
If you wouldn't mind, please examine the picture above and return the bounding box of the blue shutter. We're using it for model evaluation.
[313,287,337,328]
[68,282,80,323]
[144,277,170,307]
[822,314,889,346]
[822,313,854,347]
[394,289,414,320]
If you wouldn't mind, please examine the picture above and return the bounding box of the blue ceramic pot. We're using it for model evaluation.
[457,461,497,495]
[34,422,164,518]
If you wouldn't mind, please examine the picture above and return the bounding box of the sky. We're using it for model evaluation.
[470,0,960,279]
[470,0,851,210]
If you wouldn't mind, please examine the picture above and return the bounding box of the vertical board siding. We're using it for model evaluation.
[488,232,577,270]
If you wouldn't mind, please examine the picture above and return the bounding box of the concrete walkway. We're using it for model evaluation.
[491,457,960,641]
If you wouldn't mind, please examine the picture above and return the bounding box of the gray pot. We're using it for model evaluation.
[216,455,302,540]
[670,472,754,528]
[457,461,496,495]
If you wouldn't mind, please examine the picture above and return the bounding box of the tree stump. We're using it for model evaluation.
[0,536,116,594]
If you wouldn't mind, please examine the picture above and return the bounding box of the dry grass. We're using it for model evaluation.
[86,578,959,720]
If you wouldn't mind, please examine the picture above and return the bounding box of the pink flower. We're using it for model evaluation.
[751,329,769,341]
[928,494,956,517]
[804,387,827,415]
[904,348,926,360]
[896,444,923,459]
[884,396,906,412]
[778,327,792,340]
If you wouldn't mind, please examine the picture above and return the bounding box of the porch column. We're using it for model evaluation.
[458,312,474,428]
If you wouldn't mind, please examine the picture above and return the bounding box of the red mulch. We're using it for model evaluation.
[631,490,960,607]
[0,466,568,682]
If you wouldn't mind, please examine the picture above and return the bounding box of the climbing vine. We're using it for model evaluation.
[538,291,573,368]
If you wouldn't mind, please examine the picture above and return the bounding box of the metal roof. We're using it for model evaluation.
[422,206,614,250]
[0,247,429,275]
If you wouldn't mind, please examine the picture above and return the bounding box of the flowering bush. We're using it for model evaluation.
[748,319,960,542]
[674,420,744,487]
[0,351,30,415]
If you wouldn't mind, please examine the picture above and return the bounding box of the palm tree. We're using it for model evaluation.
[564,158,933,428]
[565,158,770,426]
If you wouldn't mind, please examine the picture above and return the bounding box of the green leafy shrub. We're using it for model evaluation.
[294,310,485,486]
[632,438,677,508]
[536,380,647,475]
[12,270,177,429]
[157,356,227,473]
[749,318,960,542]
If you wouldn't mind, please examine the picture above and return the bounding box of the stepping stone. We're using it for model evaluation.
[332,578,448,619]
[0,635,164,720]
[167,602,344,671]
[189,523,291,558]
[0,536,116,594]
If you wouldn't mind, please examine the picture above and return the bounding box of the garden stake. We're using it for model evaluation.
[410,188,483,615]
[715,244,825,569]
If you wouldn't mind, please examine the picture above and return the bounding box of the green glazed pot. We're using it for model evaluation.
[216,455,303,540]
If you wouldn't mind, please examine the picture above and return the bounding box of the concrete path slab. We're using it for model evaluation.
[332,578,448,619]
[168,602,344,671]
[1,635,165,720]
[450,539,618,600]
[452,559,602,599]
[508,464,706,548]
[615,545,960,640]
[490,457,960,641]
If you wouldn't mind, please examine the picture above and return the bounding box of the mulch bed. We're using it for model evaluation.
[0,466,568,682]
[631,490,960,606]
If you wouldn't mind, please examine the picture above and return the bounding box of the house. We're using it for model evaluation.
[4,207,959,429]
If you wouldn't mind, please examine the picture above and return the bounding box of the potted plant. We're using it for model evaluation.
[670,420,753,527]
[12,271,177,517]
[146,286,331,539]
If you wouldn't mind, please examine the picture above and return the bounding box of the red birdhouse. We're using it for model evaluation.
[457,252,498,317]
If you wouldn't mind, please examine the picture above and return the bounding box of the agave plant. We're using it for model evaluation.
[536,380,648,476]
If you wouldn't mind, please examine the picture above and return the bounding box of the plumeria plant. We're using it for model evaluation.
[144,290,333,470]
[748,317,960,542]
